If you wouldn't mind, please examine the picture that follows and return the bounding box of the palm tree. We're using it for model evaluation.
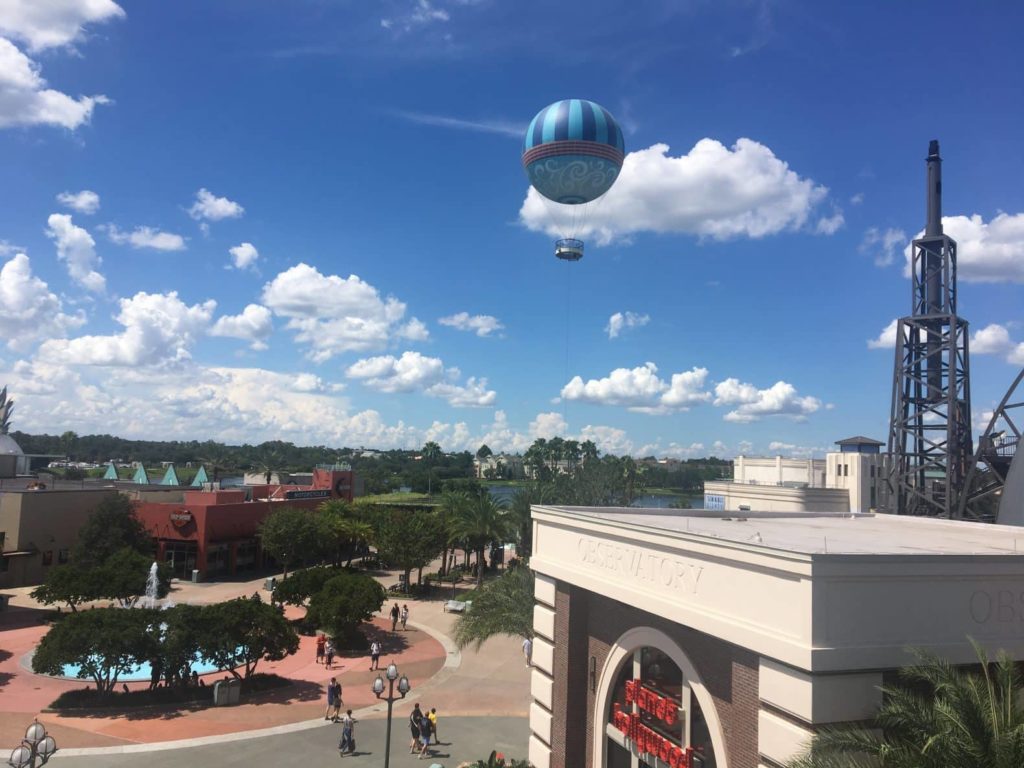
[509,484,549,560]
[789,641,1024,768]
[454,566,535,650]
[438,489,470,576]
[318,500,373,566]
[450,491,512,589]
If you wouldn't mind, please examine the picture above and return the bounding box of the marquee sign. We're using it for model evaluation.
[170,510,193,528]
[612,680,690,767]
[284,489,332,500]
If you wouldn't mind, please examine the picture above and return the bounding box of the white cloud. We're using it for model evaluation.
[738,440,754,454]
[903,213,1024,283]
[392,110,523,138]
[606,311,649,340]
[397,318,430,341]
[56,189,99,214]
[261,263,421,361]
[0,37,108,129]
[0,0,125,51]
[346,350,495,407]
[529,412,568,440]
[520,139,832,244]
[814,209,845,235]
[188,188,244,222]
[561,362,711,414]
[867,318,899,349]
[970,323,1024,365]
[228,242,259,270]
[0,253,84,350]
[381,0,450,33]
[45,213,105,292]
[38,290,215,367]
[291,373,327,393]
[861,226,907,267]
[767,441,824,459]
[439,311,504,337]
[579,424,634,456]
[713,378,821,423]
[210,304,273,351]
[850,193,864,205]
[105,224,186,251]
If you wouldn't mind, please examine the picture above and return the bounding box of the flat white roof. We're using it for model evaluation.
[537,506,1024,556]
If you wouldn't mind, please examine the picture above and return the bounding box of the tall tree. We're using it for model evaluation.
[196,598,299,679]
[372,509,445,589]
[454,566,534,649]
[259,506,325,578]
[318,500,372,566]
[789,641,1024,768]
[451,491,512,589]
[73,493,153,566]
[476,444,493,460]
[306,572,387,646]
[438,489,470,575]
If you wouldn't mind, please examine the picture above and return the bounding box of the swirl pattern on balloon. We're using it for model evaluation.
[525,155,621,205]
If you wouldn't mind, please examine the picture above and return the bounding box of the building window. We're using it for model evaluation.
[836,465,841,476]
[843,464,848,477]
[58,548,70,564]
[870,465,875,478]
[42,550,53,566]
[870,486,877,508]
[606,646,718,768]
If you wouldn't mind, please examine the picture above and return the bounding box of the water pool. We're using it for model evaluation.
[61,654,227,682]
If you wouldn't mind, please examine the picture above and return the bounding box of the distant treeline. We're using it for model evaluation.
[12,431,730,495]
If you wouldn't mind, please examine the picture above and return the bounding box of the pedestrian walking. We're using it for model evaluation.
[428,707,439,744]
[522,636,533,667]
[390,602,400,631]
[338,710,356,756]
[325,639,335,670]
[324,677,342,721]
[417,712,433,759]
[369,640,381,670]
[401,604,409,631]
[409,703,423,753]
[315,633,325,664]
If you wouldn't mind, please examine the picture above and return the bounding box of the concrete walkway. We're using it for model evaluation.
[0,564,531,752]
[52,716,530,767]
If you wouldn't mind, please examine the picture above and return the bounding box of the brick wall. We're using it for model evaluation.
[549,580,760,768]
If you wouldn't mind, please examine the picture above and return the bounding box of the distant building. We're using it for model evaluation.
[474,453,525,480]
[0,465,362,587]
[703,437,886,514]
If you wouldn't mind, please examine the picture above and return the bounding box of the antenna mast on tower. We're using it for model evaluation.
[885,141,973,517]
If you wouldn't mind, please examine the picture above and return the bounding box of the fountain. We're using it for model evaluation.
[143,561,160,609]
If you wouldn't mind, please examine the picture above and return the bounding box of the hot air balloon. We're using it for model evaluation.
[522,99,625,260]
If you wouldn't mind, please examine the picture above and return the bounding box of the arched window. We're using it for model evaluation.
[599,631,723,768]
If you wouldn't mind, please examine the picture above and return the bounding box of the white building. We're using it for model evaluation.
[528,504,1024,768]
[473,453,526,480]
[704,436,886,514]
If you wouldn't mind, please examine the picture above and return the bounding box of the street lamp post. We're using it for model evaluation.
[372,662,410,768]
[8,721,57,768]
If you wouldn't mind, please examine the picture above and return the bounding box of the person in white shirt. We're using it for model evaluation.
[522,636,533,667]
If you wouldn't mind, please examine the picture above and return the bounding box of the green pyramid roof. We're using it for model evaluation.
[191,465,209,487]
[131,465,150,484]
[103,463,118,481]
[161,465,180,486]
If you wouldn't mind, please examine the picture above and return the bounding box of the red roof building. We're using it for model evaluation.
[133,467,358,580]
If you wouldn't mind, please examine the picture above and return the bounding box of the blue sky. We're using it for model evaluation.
[1,0,1022,459]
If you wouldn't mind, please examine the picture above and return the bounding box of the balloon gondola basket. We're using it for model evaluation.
[555,238,584,261]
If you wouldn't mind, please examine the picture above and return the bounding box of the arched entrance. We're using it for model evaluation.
[592,627,729,768]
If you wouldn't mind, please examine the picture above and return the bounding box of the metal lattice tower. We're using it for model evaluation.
[885,141,973,517]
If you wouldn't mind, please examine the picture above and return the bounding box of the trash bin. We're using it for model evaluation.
[191,569,200,583]
[213,678,241,706]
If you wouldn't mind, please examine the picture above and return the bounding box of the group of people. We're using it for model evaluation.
[324,677,359,756]
[408,702,440,759]
[315,633,337,669]
[389,602,410,632]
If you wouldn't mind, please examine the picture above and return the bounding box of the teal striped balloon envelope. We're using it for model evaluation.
[522,99,625,205]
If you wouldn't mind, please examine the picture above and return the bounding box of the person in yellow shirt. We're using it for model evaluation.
[428,707,439,745]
